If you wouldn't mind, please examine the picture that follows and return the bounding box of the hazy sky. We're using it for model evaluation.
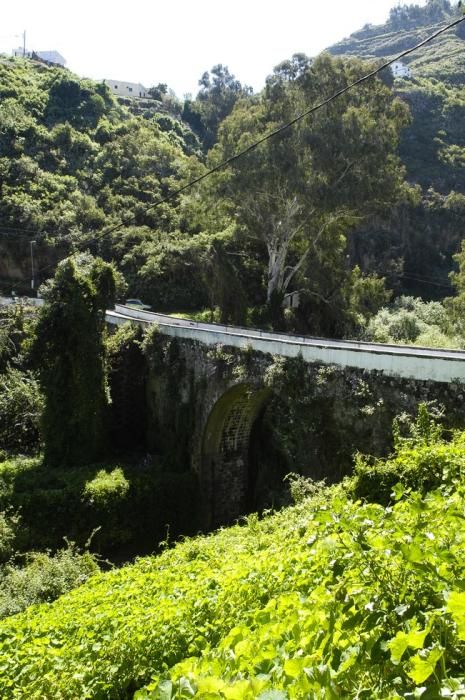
[1,1,428,97]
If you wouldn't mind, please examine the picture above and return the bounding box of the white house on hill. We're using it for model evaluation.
[391,61,412,79]
[104,80,148,98]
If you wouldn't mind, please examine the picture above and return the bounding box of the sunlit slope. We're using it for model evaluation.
[329,12,465,85]
[1,473,465,698]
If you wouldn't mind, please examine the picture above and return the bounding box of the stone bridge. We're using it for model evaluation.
[108,305,465,527]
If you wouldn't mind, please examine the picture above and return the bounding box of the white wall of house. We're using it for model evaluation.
[104,80,148,98]
[391,61,412,79]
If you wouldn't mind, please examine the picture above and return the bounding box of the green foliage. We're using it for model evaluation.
[0,367,43,454]
[351,404,465,503]
[0,511,18,564]
[364,295,461,347]
[82,467,130,507]
[0,304,43,455]
[31,254,116,467]
[106,323,147,452]
[0,543,99,619]
[2,449,465,697]
[284,473,326,504]
[349,266,392,323]
[183,65,251,151]
[446,239,465,335]
[0,455,199,555]
[208,52,408,332]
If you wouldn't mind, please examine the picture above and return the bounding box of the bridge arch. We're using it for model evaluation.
[201,382,272,528]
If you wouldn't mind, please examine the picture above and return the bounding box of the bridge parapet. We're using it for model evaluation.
[109,305,465,384]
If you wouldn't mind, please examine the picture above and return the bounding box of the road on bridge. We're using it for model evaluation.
[108,304,465,384]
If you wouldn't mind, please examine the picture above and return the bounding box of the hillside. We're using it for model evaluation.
[0,57,202,292]
[329,0,465,191]
[327,1,465,298]
[330,0,464,84]
[2,5,465,326]
[1,428,465,698]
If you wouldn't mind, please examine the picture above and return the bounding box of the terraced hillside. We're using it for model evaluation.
[330,1,465,84]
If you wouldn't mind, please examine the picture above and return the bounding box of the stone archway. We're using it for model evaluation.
[202,383,271,528]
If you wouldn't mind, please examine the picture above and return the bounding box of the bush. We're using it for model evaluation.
[364,296,462,348]
[0,456,200,556]
[2,478,465,698]
[284,472,326,504]
[0,511,18,564]
[0,544,99,619]
[0,368,43,454]
[351,405,465,503]
[82,467,130,507]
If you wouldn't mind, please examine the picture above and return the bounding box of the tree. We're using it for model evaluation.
[210,53,410,332]
[31,254,116,467]
[182,65,252,151]
[445,239,465,336]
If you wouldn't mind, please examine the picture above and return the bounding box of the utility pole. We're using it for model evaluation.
[30,240,36,293]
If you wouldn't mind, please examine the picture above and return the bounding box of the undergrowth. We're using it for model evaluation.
[1,459,465,697]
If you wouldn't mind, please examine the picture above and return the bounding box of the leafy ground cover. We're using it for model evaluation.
[1,443,465,698]
[0,455,199,555]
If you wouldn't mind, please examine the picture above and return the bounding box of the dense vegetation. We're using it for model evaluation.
[1,412,465,698]
[1,4,465,695]
[0,38,425,334]
[330,0,465,297]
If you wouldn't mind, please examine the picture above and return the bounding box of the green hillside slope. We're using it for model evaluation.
[328,1,465,298]
[329,0,465,192]
[0,57,202,291]
[1,431,465,698]
[330,0,464,83]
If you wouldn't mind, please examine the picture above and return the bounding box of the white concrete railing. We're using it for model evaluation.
[3,297,464,384]
[109,305,465,385]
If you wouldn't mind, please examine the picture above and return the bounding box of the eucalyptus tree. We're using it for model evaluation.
[210,53,410,329]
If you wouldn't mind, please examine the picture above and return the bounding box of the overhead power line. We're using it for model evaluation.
[37,11,465,276]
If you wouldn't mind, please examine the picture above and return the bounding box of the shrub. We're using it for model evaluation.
[364,296,462,348]
[0,456,200,556]
[82,467,130,507]
[2,479,465,698]
[0,544,99,619]
[0,368,43,454]
[351,405,465,503]
[0,511,18,564]
[284,472,326,504]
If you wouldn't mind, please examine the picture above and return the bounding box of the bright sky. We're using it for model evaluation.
[1,0,428,98]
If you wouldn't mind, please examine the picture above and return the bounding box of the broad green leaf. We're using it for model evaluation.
[407,648,443,684]
[392,482,405,501]
[223,680,253,699]
[284,657,303,678]
[446,591,465,640]
[388,632,409,664]
[155,681,173,700]
[400,544,424,563]
[196,677,225,694]
[388,626,428,664]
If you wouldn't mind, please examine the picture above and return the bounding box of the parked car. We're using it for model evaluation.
[124,298,151,311]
